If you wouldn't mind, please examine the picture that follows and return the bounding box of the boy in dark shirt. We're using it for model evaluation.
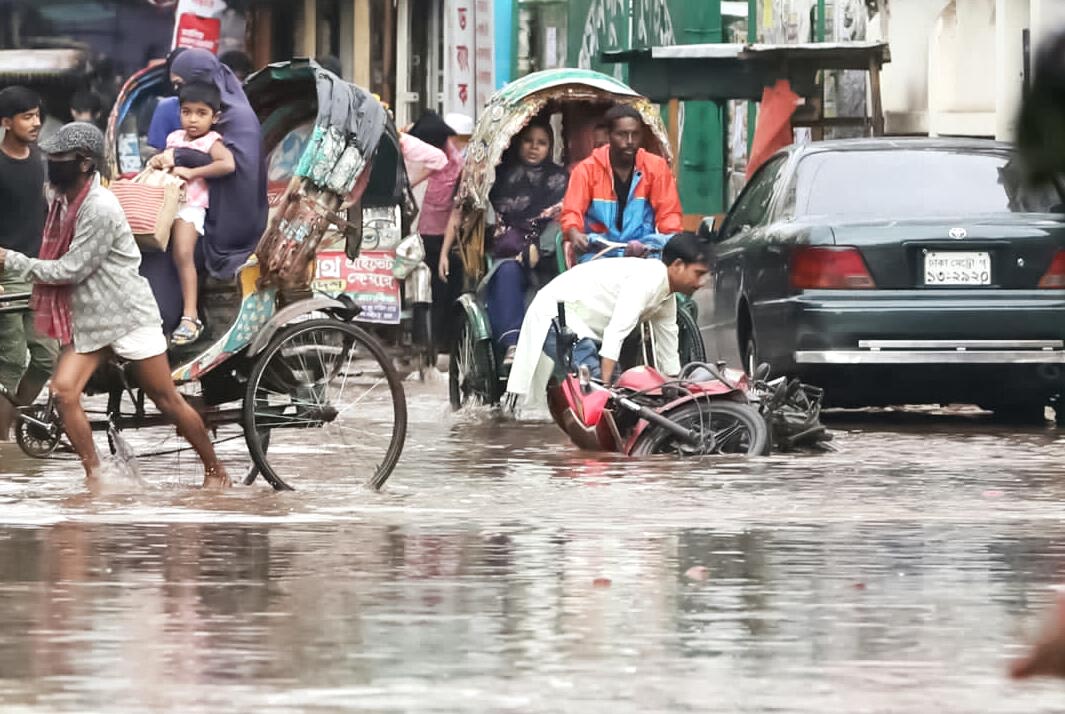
[0,86,57,440]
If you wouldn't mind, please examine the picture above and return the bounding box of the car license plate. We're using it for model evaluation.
[923,251,991,286]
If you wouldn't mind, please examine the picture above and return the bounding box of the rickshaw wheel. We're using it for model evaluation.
[242,318,407,491]
[15,403,62,458]
[677,306,706,365]
[449,311,499,409]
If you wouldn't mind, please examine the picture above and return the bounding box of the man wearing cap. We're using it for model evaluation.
[0,122,230,490]
[0,86,57,441]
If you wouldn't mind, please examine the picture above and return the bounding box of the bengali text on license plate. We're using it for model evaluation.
[923,251,991,286]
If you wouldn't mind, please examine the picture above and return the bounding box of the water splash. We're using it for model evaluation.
[93,425,147,493]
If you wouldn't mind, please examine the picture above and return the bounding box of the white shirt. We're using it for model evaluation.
[506,257,680,409]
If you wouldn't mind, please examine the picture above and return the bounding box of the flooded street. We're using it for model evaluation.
[4,378,1065,712]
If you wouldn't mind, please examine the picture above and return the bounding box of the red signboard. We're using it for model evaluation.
[313,251,402,325]
[171,0,226,52]
[174,13,221,53]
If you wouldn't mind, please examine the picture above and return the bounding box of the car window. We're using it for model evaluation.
[721,156,787,239]
[793,149,1065,219]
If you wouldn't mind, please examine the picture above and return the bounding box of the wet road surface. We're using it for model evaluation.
[3,376,1065,711]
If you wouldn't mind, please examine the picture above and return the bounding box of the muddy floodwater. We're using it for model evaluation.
[4,377,1065,712]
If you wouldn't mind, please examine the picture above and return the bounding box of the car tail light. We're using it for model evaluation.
[790,246,876,289]
[1039,250,1065,288]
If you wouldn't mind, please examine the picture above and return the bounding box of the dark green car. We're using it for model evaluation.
[695,138,1065,417]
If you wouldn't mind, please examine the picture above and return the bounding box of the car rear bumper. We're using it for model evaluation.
[775,290,1065,361]
[796,339,1065,364]
[750,291,1065,405]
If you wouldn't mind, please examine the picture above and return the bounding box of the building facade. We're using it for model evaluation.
[517,0,727,215]
[248,0,508,128]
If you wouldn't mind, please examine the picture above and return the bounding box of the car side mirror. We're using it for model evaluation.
[697,216,717,243]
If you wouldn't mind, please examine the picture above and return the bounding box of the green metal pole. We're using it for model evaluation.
[817,0,826,42]
[747,0,757,155]
[511,0,520,79]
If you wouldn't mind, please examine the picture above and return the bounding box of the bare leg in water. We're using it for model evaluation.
[50,347,107,478]
[133,352,230,489]
[50,348,230,489]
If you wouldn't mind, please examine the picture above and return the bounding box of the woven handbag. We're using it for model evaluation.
[110,168,186,251]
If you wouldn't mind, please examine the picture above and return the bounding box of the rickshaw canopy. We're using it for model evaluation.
[455,68,673,213]
[0,48,89,85]
[246,59,398,202]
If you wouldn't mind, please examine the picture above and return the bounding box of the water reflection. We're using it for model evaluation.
[2,384,1065,710]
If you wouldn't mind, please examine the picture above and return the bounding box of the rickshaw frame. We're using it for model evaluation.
[14,60,409,491]
[447,68,705,410]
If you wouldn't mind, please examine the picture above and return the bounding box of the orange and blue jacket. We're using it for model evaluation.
[560,145,683,251]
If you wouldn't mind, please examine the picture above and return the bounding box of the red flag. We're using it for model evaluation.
[746,79,800,179]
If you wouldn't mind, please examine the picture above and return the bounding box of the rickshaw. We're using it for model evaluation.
[447,68,705,409]
[0,47,93,128]
[104,59,433,371]
[10,61,408,491]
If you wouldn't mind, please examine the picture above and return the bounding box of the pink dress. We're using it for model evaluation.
[165,129,222,209]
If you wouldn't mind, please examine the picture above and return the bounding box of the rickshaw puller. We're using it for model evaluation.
[0,123,230,490]
[561,105,683,262]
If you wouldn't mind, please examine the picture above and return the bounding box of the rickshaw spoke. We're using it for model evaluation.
[332,379,385,420]
[244,318,406,491]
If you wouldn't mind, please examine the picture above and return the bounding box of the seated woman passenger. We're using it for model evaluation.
[482,121,568,366]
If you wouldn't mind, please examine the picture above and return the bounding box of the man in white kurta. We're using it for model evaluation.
[506,233,710,411]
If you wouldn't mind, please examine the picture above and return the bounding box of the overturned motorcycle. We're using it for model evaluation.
[545,306,834,456]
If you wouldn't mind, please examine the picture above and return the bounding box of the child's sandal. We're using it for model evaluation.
[171,316,203,345]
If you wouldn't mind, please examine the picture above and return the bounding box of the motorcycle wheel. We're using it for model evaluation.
[629,400,770,457]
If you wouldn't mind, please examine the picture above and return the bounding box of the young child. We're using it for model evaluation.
[148,81,234,345]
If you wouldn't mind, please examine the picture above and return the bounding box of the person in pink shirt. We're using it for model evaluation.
[148,82,235,345]
[408,110,467,360]
[399,131,447,187]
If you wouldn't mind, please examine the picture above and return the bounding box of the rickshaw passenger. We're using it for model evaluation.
[149,82,236,346]
[483,121,568,365]
[561,105,682,261]
[0,123,229,489]
[145,49,267,333]
[147,49,186,152]
[168,49,267,279]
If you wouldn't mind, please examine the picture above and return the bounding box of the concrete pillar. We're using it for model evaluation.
[927,0,997,137]
[879,0,950,135]
[396,0,411,125]
[995,0,1029,141]
[302,0,317,57]
[339,1,354,79]
[353,0,371,88]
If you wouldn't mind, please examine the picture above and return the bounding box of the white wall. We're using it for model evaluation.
[760,0,1060,140]
[995,0,1029,140]
[927,0,998,137]
[879,0,949,134]
[882,0,1041,140]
